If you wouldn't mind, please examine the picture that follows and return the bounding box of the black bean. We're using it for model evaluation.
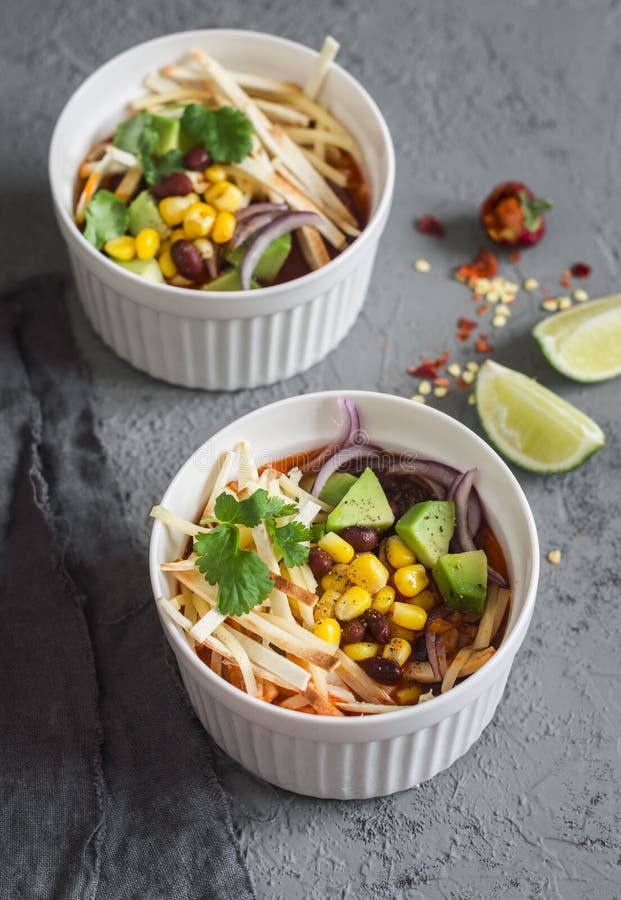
[308,548,332,578]
[361,657,403,685]
[171,240,205,281]
[152,172,194,198]
[340,619,367,644]
[365,609,391,644]
[184,146,211,171]
[338,526,379,553]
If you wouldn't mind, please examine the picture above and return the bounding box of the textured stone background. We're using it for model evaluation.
[2,0,621,897]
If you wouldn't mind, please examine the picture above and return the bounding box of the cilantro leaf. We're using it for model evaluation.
[214,489,296,528]
[83,190,129,249]
[216,550,274,616]
[267,520,311,568]
[114,111,153,154]
[194,525,239,584]
[309,523,326,543]
[181,103,253,163]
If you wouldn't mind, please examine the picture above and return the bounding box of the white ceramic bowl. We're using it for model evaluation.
[49,30,394,390]
[149,391,539,799]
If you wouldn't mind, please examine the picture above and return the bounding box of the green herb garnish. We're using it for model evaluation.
[114,111,186,185]
[83,190,129,249]
[194,489,311,616]
[181,104,253,163]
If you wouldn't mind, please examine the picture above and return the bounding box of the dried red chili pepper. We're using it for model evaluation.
[570,262,591,278]
[416,215,445,238]
[456,248,498,285]
[481,181,552,248]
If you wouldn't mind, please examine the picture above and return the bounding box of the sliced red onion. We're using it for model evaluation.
[229,212,280,250]
[387,458,459,491]
[436,636,448,678]
[240,212,324,290]
[343,398,361,446]
[449,469,507,586]
[234,202,289,223]
[449,469,478,553]
[311,444,383,499]
[306,398,357,472]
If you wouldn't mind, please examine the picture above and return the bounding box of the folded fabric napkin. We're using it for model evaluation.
[0,277,255,900]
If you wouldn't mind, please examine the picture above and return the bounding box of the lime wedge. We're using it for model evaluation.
[533,293,621,382]
[475,360,605,473]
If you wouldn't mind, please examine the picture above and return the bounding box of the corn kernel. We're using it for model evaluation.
[104,235,136,261]
[135,228,160,260]
[204,164,227,183]
[313,617,341,645]
[383,638,412,666]
[321,563,350,593]
[390,623,417,641]
[395,684,422,705]
[170,228,186,244]
[347,553,389,594]
[193,238,214,260]
[158,249,177,279]
[412,588,435,612]
[158,194,199,226]
[183,202,216,239]
[211,210,236,244]
[391,601,427,631]
[205,180,244,213]
[393,564,429,598]
[319,532,355,565]
[343,642,380,661]
[334,585,372,621]
[385,535,416,569]
[371,585,395,614]
[314,589,340,622]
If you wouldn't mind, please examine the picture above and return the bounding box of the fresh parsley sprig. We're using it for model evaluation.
[194,489,311,616]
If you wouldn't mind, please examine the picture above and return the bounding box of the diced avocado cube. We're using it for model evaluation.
[319,472,358,508]
[225,233,292,282]
[396,500,456,569]
[150,114,181,155]
[325,468,394,533]
[128,191,168,238]
[202,269,259,291]
[432,550,488,612]
[115,257,165,284]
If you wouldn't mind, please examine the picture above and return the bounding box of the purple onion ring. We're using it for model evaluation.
[312,444,383,499]
[229,212,280,250]
[234,202,289,223]
[240,211,324,290]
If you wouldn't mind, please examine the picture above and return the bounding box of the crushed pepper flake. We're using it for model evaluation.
[547,548,561,565]
[414,258,431,273]
[558,296,572,310]
[560,270,571,289]
[477,303,490,316]
[541,297,559,312]
[492,315,507,328]
[467,393,476,406]
[433,386,448,398]
[508,250,522,264]
[466,361,479,372]
[411,394,426,404]
[455,248,499,285]
[570,262,591,278]
[447,363,462,377]
[418,381,432,395]
[475,338,494,353]
[416,215,445,237]
[434,377,450,387]
[573,288,588,302]
[458,317,477,331]
[461,370,475,385]
[524,278,539,292]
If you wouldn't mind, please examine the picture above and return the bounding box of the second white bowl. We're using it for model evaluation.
[150,391,539,798]
[49,30,395,390]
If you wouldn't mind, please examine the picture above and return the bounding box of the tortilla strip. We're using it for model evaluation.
[336,650,394,704]
[334,702,402,715]
[304,35,340,101]
[270,573,317,608]
[241,612,337,669]
[256,98,311,127]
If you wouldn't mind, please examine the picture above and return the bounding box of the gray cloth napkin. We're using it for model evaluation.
[0,277,256,900]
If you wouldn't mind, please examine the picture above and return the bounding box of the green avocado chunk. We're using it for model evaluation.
[115,257,165,284]
[325,468,394,533]
[318,472,358,508]
[202,269,259,291]
[396,500,456,569]
[432,550,488,612]
[150,114,181,155]
[128,191,168,238]
[225,233,292,282]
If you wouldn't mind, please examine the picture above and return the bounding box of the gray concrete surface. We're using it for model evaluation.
[2,0,620,897]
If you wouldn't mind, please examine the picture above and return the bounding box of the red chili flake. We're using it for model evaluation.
[472,292,483,302]
[456,248,498,285]
[456,331,471,342]
[434,377,450,387]
[477,303,490,316]
[457,317,477,331]
[475,339,494,353]
[560,270,571,289]
[479,331,489,339]
[408,363,439,379]
[508,250,522,264]
[416,215,445,238]
[570,262,591,278]
[456,378,471,389]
